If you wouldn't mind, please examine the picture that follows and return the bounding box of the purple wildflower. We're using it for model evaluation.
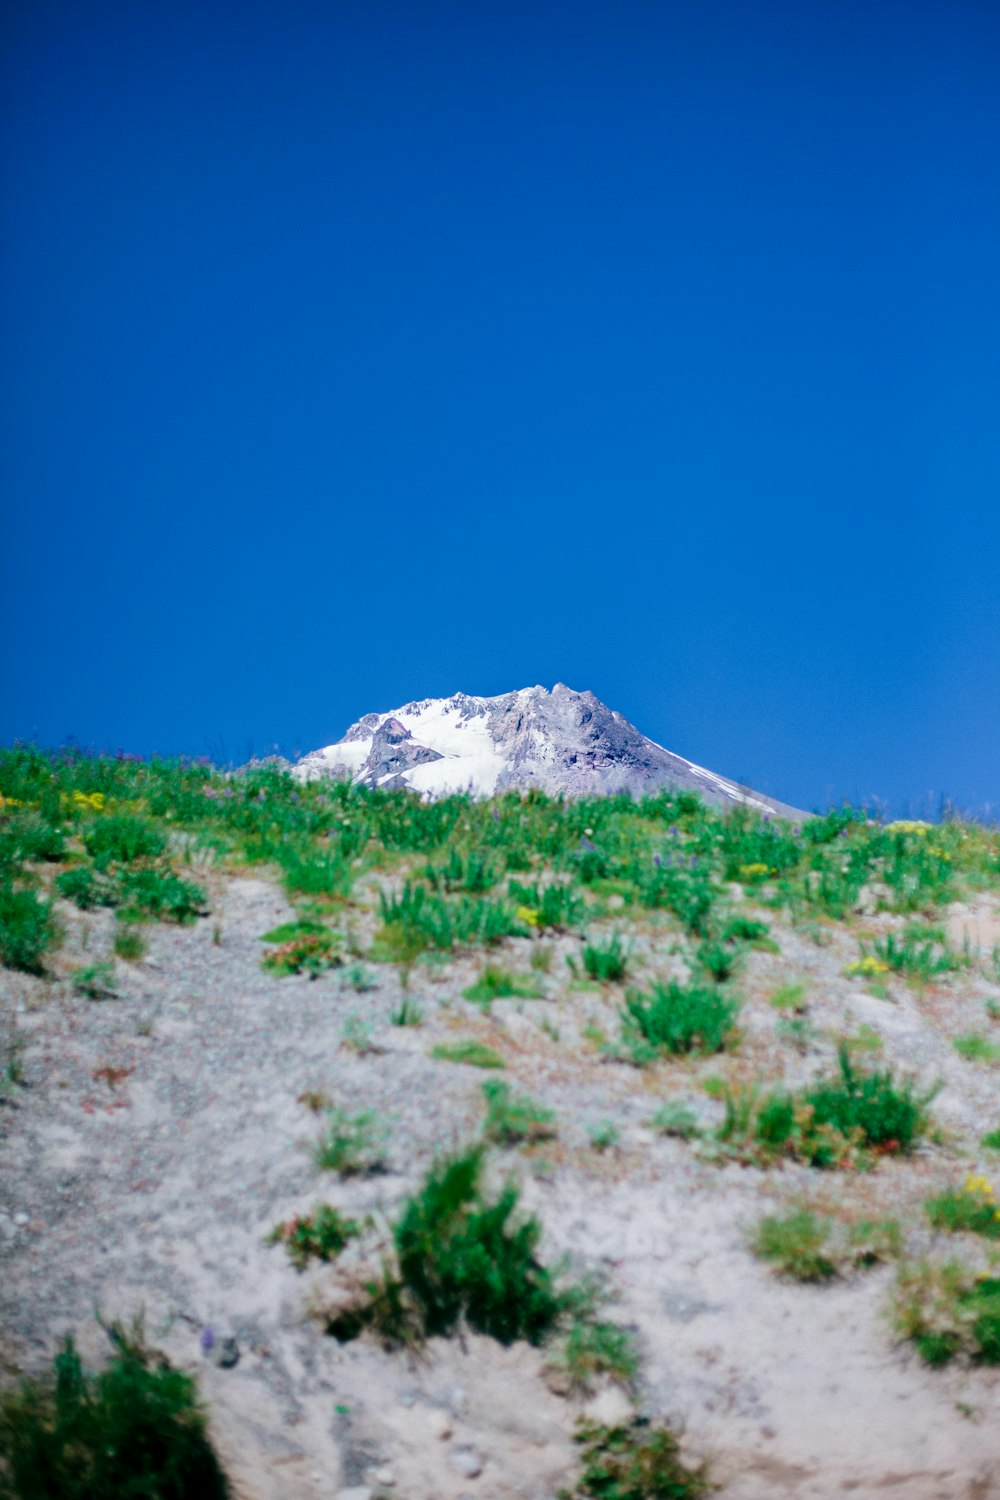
[492,807,500,823]
[690,855,698,868]
[652,853,662,867]
[668,826,678,837]
[580,835,597,851]
[200,1326,215,1353]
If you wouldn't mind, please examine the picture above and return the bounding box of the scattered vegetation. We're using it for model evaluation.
[892,1260,1000,1366]
[751,1209,900,1281]
[926,1176,1000,1239]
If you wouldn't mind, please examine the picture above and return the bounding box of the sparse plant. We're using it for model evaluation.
[926,1176,1000,1239]
[313,1107,389,1174]
[562,1417,711,1500]
[430,1040,505,1069]
[751,1208,900,1281]
[583,934,629,983]
[588,1120,619,1152]
[482,1079,557,1145]
[267,1204,362,1269]
[82,814,165,866]
[768,982,807,1013]
[71,961,117,1000]
[649,1101,702,1139]
[954,1033,1000,1066]
[552,1319,639,1395]
[340,1014,379,1053]
[117,867,206,924]
[113,922,147,962]
[463,966,543,1004]
[390,996,423,1026]
[344,962,377,992]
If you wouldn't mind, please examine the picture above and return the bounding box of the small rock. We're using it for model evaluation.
[582,1387,633,1428]
[212,1336,240,1369]
[338,1489,373,1500]
[543,1365,573,1398]
[428,1409,453,1440]
[372,1467,395,1487]
[449,1446,484,1479]
[13,1212,29,1227]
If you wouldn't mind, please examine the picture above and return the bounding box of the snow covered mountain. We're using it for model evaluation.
[292,684,802,816]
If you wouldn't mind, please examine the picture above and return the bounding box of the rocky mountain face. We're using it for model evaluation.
[292,684,803,816]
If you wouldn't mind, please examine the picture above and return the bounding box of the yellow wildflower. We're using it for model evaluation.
[885,820,929,836]
[71,790,105,811]
[846,955,890,978]
[963,1173,995,1199]
[516,905,540,927]
[739,862,770,881]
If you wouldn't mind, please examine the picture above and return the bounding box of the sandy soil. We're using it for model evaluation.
[2,873,999,1498]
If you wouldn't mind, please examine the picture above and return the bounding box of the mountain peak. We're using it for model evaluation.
[293,685,802,815]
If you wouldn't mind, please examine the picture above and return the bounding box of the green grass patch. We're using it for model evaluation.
[0,885,59,973]
[430,1040,506,1069]
[463,965,544,1004]
[267,1204,363,1270]
[313,1107,390,1174]
[954,1033,1000,1066]
[482,1079,557,1145]
[563,1418,711,1500]
[621,982,739,1061]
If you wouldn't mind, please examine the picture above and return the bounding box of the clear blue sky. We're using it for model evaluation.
[2,0,998,814]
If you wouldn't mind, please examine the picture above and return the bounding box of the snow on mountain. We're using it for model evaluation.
[292,684,803,816]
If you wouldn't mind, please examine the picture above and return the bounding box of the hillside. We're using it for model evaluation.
[1,750,999,1499]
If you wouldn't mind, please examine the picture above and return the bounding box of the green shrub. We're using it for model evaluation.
[328,1146,575,1348]
[0,1330,229,1500]
[621,982,739,1060]
[82,815,165,866]
[71,962,117,1000]
[267,1204,362,1270]
[389,996,423,1026]
[583,934,628,983]
[735,1049,936,1168]
[0,811,66,868]
[482,1080,557,1145]
[313,1108,389,1174]
[562,1418,711,1500]
[55,865,119,910]
[982,1128,1000,1151]
[430,1040,506,1070]
[379,885,524,953]
[693,939,740,982]
[0,886,59,973]
[117,868,206,923]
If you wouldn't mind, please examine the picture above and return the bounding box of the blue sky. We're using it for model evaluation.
[2,0,998,814]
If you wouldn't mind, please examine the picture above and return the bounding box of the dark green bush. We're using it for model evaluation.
[328,1147,573,1347]
[562,1418,711,1499]
[116,868,206,923]
[55,866,119,910]
[0,1332,229,1500]
[0,886,59,973]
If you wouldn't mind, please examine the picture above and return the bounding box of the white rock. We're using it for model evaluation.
[582,1386,634,1427]
[448,1446,484,1479]
[337,1489,373,1500]
[428,1409,454,1440]
[372,1467,395,1487]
